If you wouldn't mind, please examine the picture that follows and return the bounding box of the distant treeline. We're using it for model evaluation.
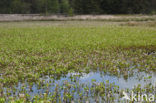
[0,0,156,15]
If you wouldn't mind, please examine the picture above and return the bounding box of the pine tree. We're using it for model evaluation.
[60,0,70,15]
[47,0,59,14]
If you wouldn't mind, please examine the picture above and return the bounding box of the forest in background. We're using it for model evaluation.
[0,0,156,15]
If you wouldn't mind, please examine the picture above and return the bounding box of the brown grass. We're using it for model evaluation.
[0,14,156,22]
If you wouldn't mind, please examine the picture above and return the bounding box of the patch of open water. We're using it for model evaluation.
[2,69,156,102]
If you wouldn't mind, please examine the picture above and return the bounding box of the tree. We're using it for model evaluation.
[11,0,31,13]
[73,0,101,14]
[125,0,151,14]
[60,0,70,15]
[47,0,59,14]
[83,0,101,14]
[0,0,154,14]
[73,0,83,14]
[0,0,12,13]
[151,0,156,13]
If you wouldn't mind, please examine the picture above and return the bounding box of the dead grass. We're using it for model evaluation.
[121,21,156,27]
[0,14,156,22]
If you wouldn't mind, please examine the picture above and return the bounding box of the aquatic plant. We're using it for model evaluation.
[0,21,155,102]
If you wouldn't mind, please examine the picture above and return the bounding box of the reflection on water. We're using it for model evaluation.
[2,69,156,102]
[73,70,156,89]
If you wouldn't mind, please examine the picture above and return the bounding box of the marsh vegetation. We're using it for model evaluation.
[0,20,156,102]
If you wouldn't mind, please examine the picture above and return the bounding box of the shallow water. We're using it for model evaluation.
[40,69,156,89]
[3,69,156,102]
[66,70,156,89]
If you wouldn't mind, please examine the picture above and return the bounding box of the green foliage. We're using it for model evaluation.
[0,21,156,87]
[73,0,101,14]
[100,0,151,14]
[0,0,12,13]
[0,0,155,14]
[11,0,31,14]
[68,7,74,16]
[47,0,59,14]
[60,0,70,15]
[0,21,156,102]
